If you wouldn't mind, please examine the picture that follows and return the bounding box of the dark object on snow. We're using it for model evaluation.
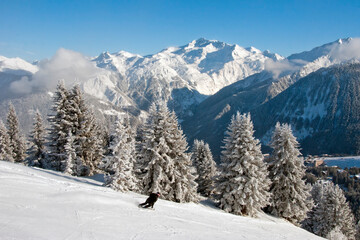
[139,192,160,208]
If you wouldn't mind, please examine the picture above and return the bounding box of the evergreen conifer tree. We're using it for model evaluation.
[268,122,312,224]
[168,110,199,202]
[191,139,217,197]
[217,112,271,217]
[28,110,46,167]
[48,82,103,175]
[0,120,13,162]
[302,181,326,232]
[63,130,76,175]
[138,102,199,203]
[326,226,349,240]
[48,81,72,171]
[84,110,104,174]
[355,221,360,240]
[103,115,138,192]
[68,85,103,176]
[313,182,355,239]
[6,103,27,162]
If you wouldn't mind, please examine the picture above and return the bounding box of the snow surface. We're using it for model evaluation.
[0,161,323,240]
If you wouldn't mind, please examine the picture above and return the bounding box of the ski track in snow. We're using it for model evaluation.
[0,161,324,240]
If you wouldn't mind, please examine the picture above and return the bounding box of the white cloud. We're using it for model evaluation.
[10,48,104,94]
[265,59,305,78]
[9,76,32,94]
[329,38,360,61]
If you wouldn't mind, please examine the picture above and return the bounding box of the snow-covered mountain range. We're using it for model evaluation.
[181,38,360,159]
[94,38,283,95]
[1,37,360,157]
[0,38,283,130]
[92,38,283,116]
[0,38,283,123]
[0,160,323,240]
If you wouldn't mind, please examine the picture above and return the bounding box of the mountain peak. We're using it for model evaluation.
[246,46,262,54]
[337,37,352,45]
[186,38,226,49]
[98,51,111,59]
[114,50,142,58]
[194,37,213,44]
[287,37,359,62]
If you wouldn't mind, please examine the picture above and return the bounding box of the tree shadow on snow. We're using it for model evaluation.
[199,199,220,210]
[32,167,104,187]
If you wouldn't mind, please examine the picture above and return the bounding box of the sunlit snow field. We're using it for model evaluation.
[0,161,323,240]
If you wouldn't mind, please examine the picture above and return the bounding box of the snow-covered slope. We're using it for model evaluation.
[0,161,323,240]
[264,38,360,98]
[288,38,353,62]
[269,38,358,77]
[0,56,38,75]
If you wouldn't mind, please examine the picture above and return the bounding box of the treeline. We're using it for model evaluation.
[0,81,358,239]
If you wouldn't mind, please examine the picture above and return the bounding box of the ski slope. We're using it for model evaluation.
[0,161,323,240]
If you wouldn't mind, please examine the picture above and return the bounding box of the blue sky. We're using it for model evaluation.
[0,0,359,61]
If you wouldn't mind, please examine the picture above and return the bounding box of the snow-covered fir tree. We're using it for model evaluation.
[48,82,103,176]
[28,110,46,168]
[138,102,199,203]
[302,181,326,232]
[63,130,76,175]
[191,139,217,197]
[216,112,271,217]
[268,122,312,224]
[69,86,103,176]
[84,110,105,173]
[356,221,360,240]
[48,81,72,171]
[0,120,13,162]
[326,226,348,240]
[168,110,199,202]
[6,103,27,163]
[103,115,138,192]
[313,181,355,239]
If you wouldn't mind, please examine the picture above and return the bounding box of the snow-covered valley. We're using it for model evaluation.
[0,161,323,240]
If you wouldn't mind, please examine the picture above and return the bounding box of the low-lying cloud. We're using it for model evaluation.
[329,38,360,61]
[264,59,306,79]
[10,48,104,94]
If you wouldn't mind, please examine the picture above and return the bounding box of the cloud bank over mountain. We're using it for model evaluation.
[265,59,305,78]
[329,38,360,61]
[10,48,104,94]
